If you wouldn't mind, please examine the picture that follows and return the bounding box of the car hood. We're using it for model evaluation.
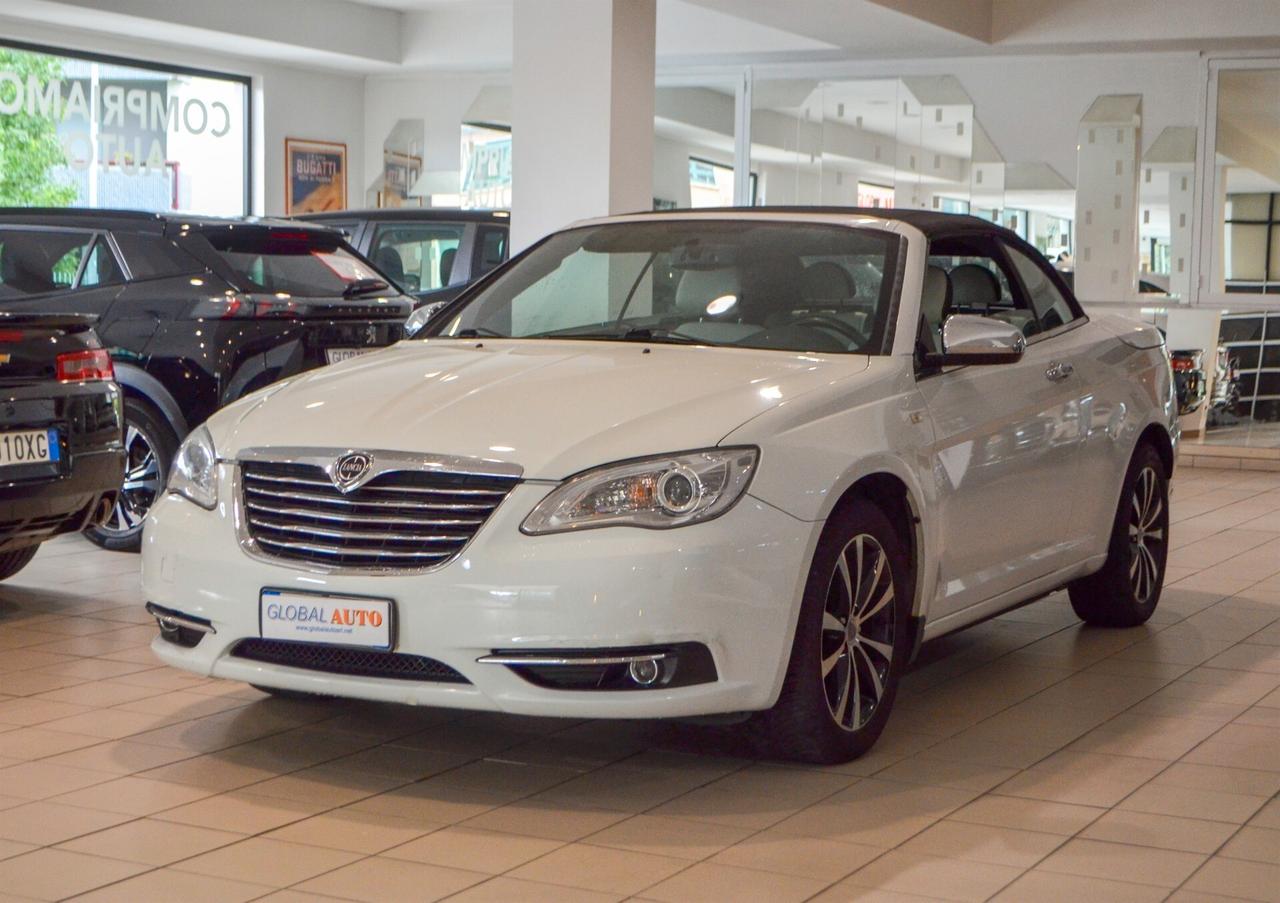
[213,338,870,479]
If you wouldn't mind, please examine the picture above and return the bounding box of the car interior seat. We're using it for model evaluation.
[439,247,456,286]
[920,264,953,355]
[948,263,1001,313]
[672,266,760,344]
[373,246,406,288]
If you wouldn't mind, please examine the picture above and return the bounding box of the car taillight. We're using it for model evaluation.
[0,330,24,342]
[56,349,114,382]
[1170,358,1195,372]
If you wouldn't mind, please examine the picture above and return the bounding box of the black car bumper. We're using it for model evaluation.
[1,382,125,553]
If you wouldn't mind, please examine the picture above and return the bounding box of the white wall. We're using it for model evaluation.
[0,15,367,216]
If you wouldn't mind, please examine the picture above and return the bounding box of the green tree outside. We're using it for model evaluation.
[0,48,77,207]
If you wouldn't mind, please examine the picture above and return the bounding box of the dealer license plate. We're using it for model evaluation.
[260,590,393,649]
[0,429,59,470]
[326,348,377,365]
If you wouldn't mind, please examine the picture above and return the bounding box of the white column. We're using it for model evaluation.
[511,0,656,252]
[1074,95,1142,303]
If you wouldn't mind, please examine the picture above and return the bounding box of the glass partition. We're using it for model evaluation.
[0,41,249,215]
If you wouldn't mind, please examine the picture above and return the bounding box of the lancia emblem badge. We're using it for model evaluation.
[333,452,372,492]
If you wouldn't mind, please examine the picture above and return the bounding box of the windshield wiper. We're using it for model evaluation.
[342,278,391,299]
[525,327,715,345]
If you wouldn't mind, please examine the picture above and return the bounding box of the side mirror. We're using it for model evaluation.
[925,314,1026,367]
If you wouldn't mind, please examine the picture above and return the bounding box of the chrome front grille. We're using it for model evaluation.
[240,460,517,570]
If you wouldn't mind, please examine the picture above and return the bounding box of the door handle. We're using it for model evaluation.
[1045,361,1074,382]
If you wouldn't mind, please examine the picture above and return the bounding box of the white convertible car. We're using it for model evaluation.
[142,210,1177,763]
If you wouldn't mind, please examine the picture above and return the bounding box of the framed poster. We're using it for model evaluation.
[285,138,347,214]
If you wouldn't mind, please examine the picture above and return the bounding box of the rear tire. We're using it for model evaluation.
[1068,443,1169,627]
[85,397,178,553]
[750,496,912,764]
[0,545,39,581]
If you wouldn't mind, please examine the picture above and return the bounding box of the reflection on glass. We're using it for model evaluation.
[1214,69,1280,295]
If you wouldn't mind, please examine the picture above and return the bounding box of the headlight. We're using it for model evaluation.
[521,447,758,534]
[167,426,218,510]
[404,300,449,337]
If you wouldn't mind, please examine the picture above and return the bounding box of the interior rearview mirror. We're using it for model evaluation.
[925,314,1026,367]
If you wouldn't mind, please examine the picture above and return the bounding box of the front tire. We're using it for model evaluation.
[85,397,178,553]
[1068,443,1169,627]
[751,496,912,764]
[0,545,39,581]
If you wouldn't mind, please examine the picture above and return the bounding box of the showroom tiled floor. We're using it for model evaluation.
[0,467,1279,902]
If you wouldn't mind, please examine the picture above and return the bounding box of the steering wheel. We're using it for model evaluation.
[790,314,867,348]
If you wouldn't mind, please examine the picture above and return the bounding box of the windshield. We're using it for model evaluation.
[432,220,903,354]
[200,231,388,299]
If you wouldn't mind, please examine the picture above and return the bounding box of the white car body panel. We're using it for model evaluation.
[142,210,1178,718]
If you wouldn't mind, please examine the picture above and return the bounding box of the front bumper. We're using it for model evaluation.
[141,471,816,718]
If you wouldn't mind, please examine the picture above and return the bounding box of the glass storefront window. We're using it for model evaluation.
[460,123,511,209]
[0,41,249,215]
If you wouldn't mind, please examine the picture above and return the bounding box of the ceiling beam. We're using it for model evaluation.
[864,0,993,44]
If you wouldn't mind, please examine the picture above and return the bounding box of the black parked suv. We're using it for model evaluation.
[0,312,124,580]
[291,208,509,310]
[0,209,414,551]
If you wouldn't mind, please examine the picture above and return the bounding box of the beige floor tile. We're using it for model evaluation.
[1081,809,1238,854]
[345,781,509,825]
[641,861,829,903]
[446,876,620,902]
[295,855,488,902]
[0,727,102,760]
[510,841,687,895]
[1153,761,1280,797]
[710,832,882,881]
[897,819,1065,867]
[0,848,148,900]
[1185,722,1280,772]
[70,867,275,903]
[1036,837,1206,888]
[994,751,1166,807]
[1252,798,1280,829]
[0,800,134,845]
[1182,856,1280,901]
[1067,712,1227,760]
[873,754,1019,792]
[41,738,194,775]
[584,814,750,860]
[991,870,1169,902]
[0,840,36,863]
[384,825,561,872]
[58,817,245,865]
[152,789,326,833]
[838,849,1023,902]
[1221,826,1280,864]
[461,800,630,842]
[946,794,1105,835]
[1119,781,1270,824]
[50,774,213,815]
[769,779,979,848]
[173,836,363,886]
[648,765,855,830]
[265,806,438,853]
[0,761,115,800]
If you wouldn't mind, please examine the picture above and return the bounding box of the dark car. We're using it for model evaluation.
[291,208,510,309]
[0,209,415,551]
[0,312,124,580]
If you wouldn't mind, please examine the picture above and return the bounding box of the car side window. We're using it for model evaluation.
[1002,241,1080,332]
[474,226,508,278]
[112,232,205,280]
[0,229,92,298]
[368,224,465,293]
[77,238,125,289]
[925,235,1041,340]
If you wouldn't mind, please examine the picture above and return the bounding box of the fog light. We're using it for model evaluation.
[628,658,662,686]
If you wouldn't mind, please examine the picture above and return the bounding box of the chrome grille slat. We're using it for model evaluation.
[245,471,509,497]
[240,460,516,571]
[243,485,493,511]
[254,536,454,560]
[250,517,470,544]
[244,500,484,528]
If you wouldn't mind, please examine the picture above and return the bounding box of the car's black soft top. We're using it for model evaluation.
[292,208,509,224]
[637,206,1016,240]
[0,207,338,237]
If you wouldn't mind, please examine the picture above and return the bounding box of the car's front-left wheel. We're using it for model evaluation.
[85,397,178,553]
[752,496,912,764]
